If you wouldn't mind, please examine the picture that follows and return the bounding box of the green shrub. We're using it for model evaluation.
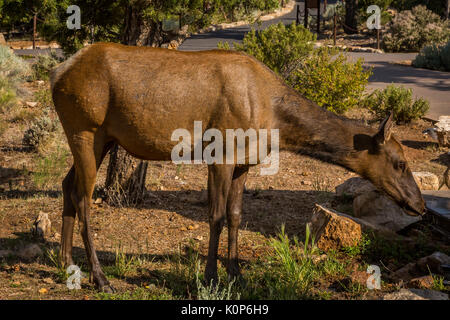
[0,44,30,110]
[391,0,448,16]
[289,48,371,114]
[0,45,30,85]
[219,22,316,78]
[412,40,450,71]
[383,5,450,52]
[219,23,371,114]
[22,108,59,151]
[364,84,429,123]
[31,52,61,81]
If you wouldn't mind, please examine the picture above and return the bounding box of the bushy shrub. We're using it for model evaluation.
[219,22,316,78]
[364,84,429,123]
[383,5,450,52]
[289,48,371,114]
[391,0,448,16]
[32,52,61,81]
[22,109,59,151]
[412,40,450,71]
[22,89,58,151]
[0,45,30,110]
[0,45,30,85]
[219,23,371,114]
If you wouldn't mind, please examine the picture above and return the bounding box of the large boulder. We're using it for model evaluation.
[353,190,421,232]
[311,205,362,251]
[310,204,399,251]
[412,171,440,190]
[335,177,376,198]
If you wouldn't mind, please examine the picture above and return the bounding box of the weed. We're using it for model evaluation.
[45,247,67,282]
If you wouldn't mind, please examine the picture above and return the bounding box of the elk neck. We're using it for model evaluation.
[272,88,376,173]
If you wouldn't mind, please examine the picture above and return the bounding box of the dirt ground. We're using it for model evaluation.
[0,79,449,300]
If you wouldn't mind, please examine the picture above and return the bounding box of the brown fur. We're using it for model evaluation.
[52,43,424,292]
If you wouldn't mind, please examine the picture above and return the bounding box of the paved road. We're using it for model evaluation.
[346,52,450,121]
[179,2,301,51]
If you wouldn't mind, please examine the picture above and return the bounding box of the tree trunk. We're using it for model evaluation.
[105,144,148,207]
[105,1,191,206]
[344,0,358,34]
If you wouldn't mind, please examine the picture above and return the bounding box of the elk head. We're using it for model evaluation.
[351,113,425,216]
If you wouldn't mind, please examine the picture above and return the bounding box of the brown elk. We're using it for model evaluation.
[51,43,424,292]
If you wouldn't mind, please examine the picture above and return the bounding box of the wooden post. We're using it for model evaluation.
[376,28,380,50]
[304,1,308,29]
[333,10,337,46]
[296,4,300,24]
[32,12,37,50]
[317,0,320,34]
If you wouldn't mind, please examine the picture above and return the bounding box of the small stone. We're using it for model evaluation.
[180,226,187,231]
[94,197,103,204]
[301,180,311,186]
[42,277,55,285]
[412,172,439,190]
[32,211,51,240]
[408,275,434,289]
[18,244,43,261]
[194,235,204,241]
[383,288,448,300]
[25,101,38,108]
[38,288,48,294]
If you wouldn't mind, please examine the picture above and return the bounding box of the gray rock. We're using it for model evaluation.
[391,252,450,282]
[335,177,376,198]
[383,288,448,300]
[353,190,421,232]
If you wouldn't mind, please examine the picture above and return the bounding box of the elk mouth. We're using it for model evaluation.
[402,202,425,217]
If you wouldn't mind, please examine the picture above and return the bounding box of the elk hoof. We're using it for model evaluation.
[99,284,116,294]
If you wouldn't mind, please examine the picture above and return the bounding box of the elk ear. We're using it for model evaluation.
[374,112,394,145]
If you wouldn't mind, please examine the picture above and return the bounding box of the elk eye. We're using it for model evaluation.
[398,161,406,172]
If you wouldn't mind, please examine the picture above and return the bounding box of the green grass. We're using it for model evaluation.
[97,286,174,300]
[32,147,69,188]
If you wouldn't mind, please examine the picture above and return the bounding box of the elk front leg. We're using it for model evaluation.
[205,164,234,285]
[226,166,248,279]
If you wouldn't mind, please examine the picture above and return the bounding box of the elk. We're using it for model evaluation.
[51,43,424,292]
